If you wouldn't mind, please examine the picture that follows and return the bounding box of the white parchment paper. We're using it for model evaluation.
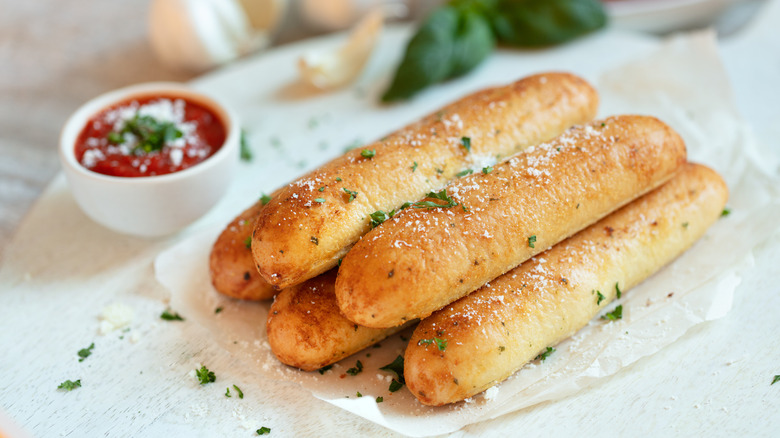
[155,31,780,436]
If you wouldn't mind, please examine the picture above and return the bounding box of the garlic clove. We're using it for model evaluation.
[149,0,280,73]
[298,8,384,90]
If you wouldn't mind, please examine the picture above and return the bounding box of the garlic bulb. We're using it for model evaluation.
[298,9,384,90]
[148,0,288,72]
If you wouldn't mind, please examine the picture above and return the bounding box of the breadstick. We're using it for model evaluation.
[266,270,408,371]
[209,198,276,300]
[252,73,599,289]
[335,115,687,328]
[404,162,728,405]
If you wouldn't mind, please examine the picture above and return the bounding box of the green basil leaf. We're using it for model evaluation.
[382,7,459,102]
[449,11,495,77]
[491,0,607,47]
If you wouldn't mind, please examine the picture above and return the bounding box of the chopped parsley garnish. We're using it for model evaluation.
[721,208,731,217]
[58,379,81,391]
[411,161,418,172]
[376,396,384,403]
[482,166,493,174]
[418,337,448,351]
[682,222,689,229]
[456,169,473,177]
[195,365,216,384]
[107,114,183,155]
[498,346,506,352]
[528,235,537,248]
[314,197,326,203]
[346,360,364,376]
[360,149,376,158]
[260,193,272,205]
[460,136,471,152]
[310,236,319,245]
[409,189,458,209]
[380,355,405,392]
[160,308,185,321]
[535,346,555,361]
[615,282,622,299]
[389,379,404,392]
[256,426,271,435]
[343,188,358,202]
[356,391,363,397]
[318,365,333,375]
[240,129,252,161]
[225,387,232,397]
[596,291,605,305]
[77,343,95,362]
[369,210,394,229]
[601,305,623,321]
[244,236,252,249]
[772,375,780,385]
[335,177,342,182]
[318,187,325,192]
[233,384,244,399]
[215,307,224,314]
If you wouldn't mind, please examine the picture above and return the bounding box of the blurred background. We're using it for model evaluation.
[0,0,766,250]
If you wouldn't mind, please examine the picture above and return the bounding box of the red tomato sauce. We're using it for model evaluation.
[74,95,226,177]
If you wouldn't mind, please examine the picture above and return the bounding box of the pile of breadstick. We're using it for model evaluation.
[209,73,727,406]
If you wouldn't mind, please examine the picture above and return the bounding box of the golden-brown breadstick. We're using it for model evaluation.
[336,115,687,328]
[266,270,409,371]
[252,73,599,289]
[209,199,277,300]
[404,162,728,405]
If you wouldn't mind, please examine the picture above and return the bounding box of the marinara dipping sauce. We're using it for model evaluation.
[74,96,226,177]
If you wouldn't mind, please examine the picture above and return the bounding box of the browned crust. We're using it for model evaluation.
[405,163,728,405]
[252,73,599,289]
[209,200,277,300]
[266,270,407,371]
[335,115,687,328]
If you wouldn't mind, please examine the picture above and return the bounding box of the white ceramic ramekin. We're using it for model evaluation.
[59,82,239,237]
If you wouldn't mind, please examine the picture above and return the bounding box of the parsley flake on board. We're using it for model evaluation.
[528,235,537,248]
[356,391,363,397]
[77,343,95,362]
[721,208,731,217]
[244,236,252,249]
[240,129,252,161]
[360,149,376,158]
[318,364,333,375]
[195,365,216,384]
[58,379,81,391]
[260,193,272,205]
[225,387,232,397]
[376,396,384,403]
[380,355,405,392]
[615,282,622,299]
[596,291,605,305]
[215,307,223,314]
[460,136,471,152]
[343,188,358,202]
[233,385,244,399]
[482,166,493,174]
[314,197,326,203]
[160,308,185,321]
[601,305,623,321]
[411,161,418,172]
[256,426,271,435]
[772,375,780,385]
[418,337,448,351]
[456,169,473,177]
[346,360,364,376]
[535,347,555,361]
